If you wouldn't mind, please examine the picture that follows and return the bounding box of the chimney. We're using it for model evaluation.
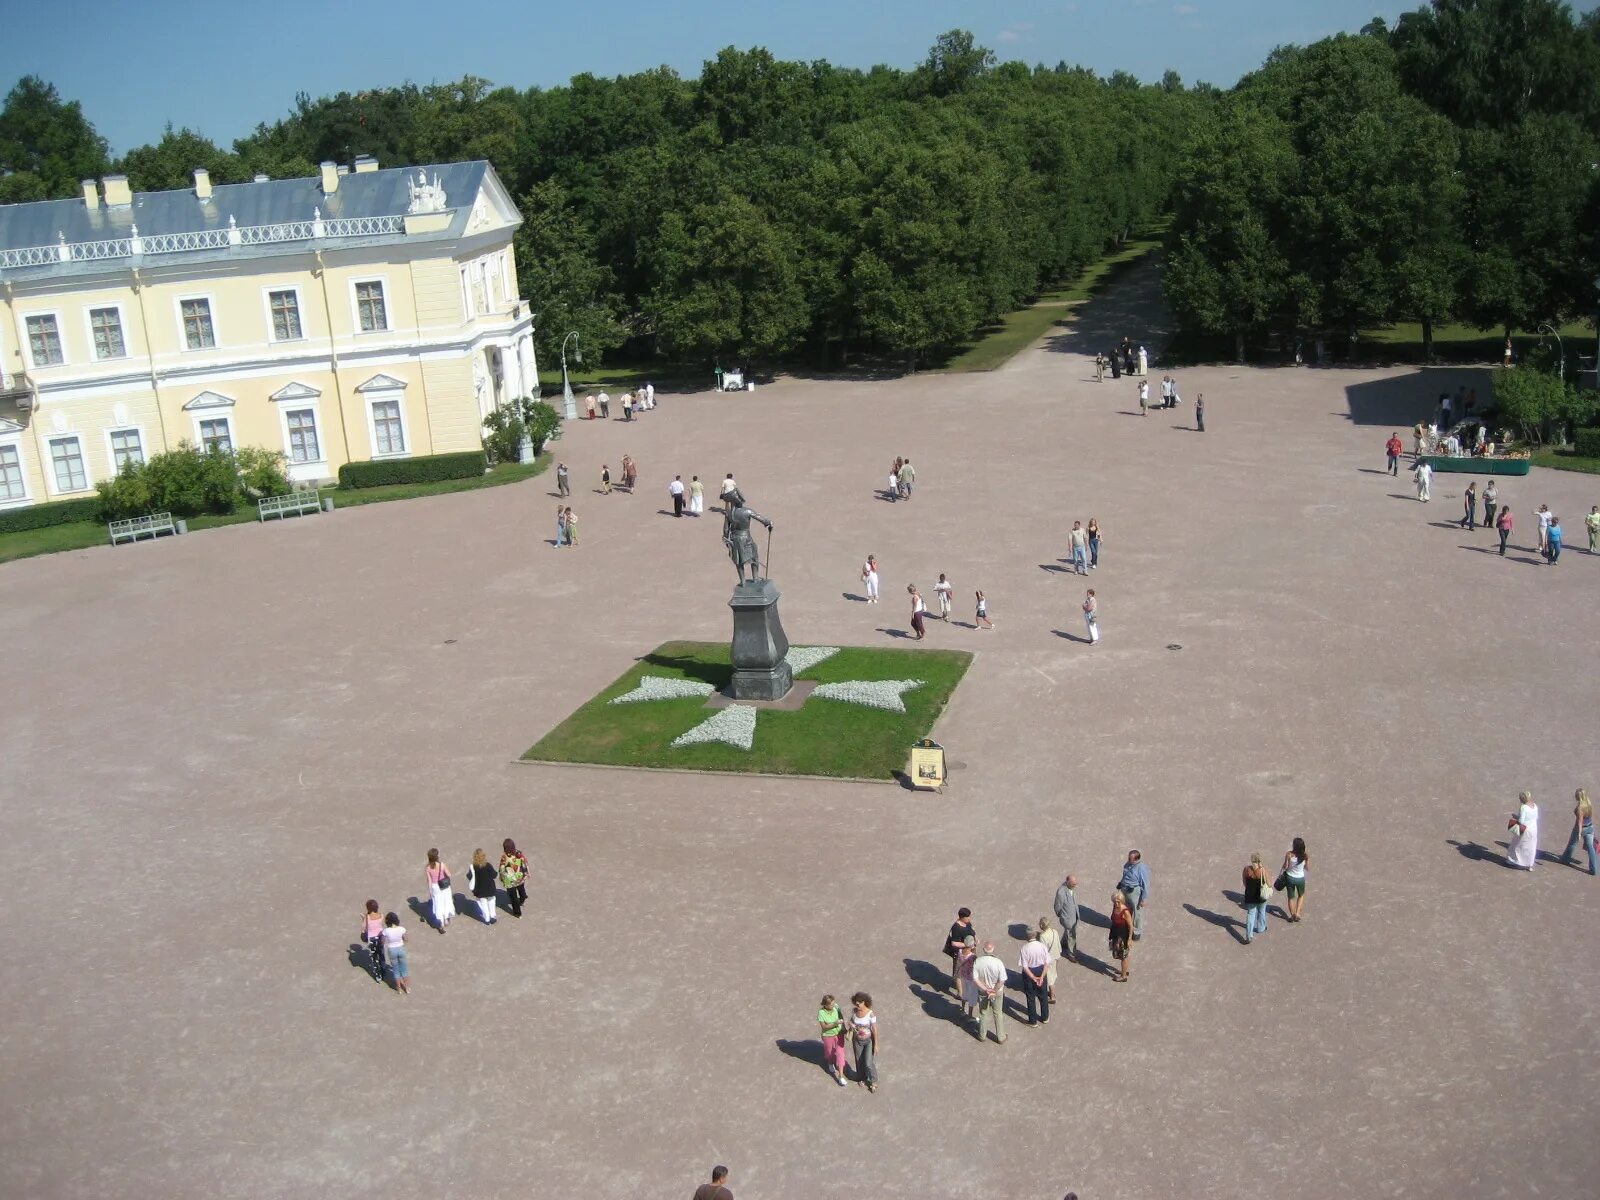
[81,179,99,210]
[102,175,132,207]
[353,154,379,173]
[336,164,349,177]
[253,173,269,183]
[319,161,339,196]
[193,167,212,201]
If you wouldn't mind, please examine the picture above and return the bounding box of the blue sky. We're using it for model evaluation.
[0,0,1506,154]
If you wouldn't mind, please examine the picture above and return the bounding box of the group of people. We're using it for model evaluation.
[884,457,916,501]
[1095,337,1149,380]
[866,562,993,635]
[357,840,531,993]
[1505,788,1596,874]
[582,382,657,421]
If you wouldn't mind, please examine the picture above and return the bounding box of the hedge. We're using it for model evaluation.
[1574,427,1600,458]
[0,496,101,534]
[337,451,487,489]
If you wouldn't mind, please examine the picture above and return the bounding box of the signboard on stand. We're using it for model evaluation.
[907,738,947,792]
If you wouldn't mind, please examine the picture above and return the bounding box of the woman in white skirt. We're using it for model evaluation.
[426,848,455,933]
[688,475,704,515]
[1082,589,1099,643]
[861,555,880,603]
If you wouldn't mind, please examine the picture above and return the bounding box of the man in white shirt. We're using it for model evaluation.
[1161,375,1173,407]
[644,381,655,409]
[597,391,610,419]
[1138,380,1150,416]
[971,941,1008,1045]
[1413,459,1431,503]
[720,474,737,514]
[1018,929,1052,1026]
[669,474,685,518]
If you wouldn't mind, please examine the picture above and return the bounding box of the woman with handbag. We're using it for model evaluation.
[1506,792,1539,871]
[426,848,455,933]
[908,584,926,640]
[849,993,880,1092]
[1109,890,1134,982]
[498,838,529,918]
[361,899,386,982]
[1242,853,1270,943]
[1280,837,1309,921]
[467,849,498,925]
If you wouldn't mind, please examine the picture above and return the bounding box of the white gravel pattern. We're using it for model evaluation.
[810,679,925,713]
[610,676,716,704]
[670,704,758,750]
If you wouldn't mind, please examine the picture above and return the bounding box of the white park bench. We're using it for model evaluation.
[108,511,178,546]
[257,490,323,522]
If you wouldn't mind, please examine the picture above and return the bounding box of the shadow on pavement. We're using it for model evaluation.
[1341,367,1494,427]
[1040,255,1172,360]
[774,1038,827,1069]
[1184,901,1247,944]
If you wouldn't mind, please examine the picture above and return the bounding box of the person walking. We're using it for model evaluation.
[584,394,596,421]
[1095,352,1106,382]
[1108,891,1133,983]
[862,555,880,604]
[1535,504,1551,553]
[817,995,850,1087]
[361,899,386,982]
[720,474,738,514]
[1506,791,1540,871]
[1242,853,1270,943]
[692,1165,734,1200]
[563,507,577,546]
[554,505,567,548]
[1561,789,1595,875]
[601,464,612,495]
[1053,874,1080,963]
[467,849,498,924]
[597,391,610,419]
[1385,432,1403,476]
[644,381,655,410]
[1195,393,1205,432]
[1414,459,1432,502]
[381,912,410,994]
[670,474,685,517]
[1460,482,1478,530]
[1545,515,1563,564]
[426,849,455,933]
[1117,849,1149,940]
[1086,518,1101,569]
[1018,928,1051,1026]
[975,589,994,630]
[1109,348,1122,380]
[688,475,704,516]
[1082,589,1099,644]
[556,461,570,497]
[885,461,900,502]
[621,391,633,421]
[943,907,975,993]
[1482,481,1498,529]
[1069,521,1089,575]
[956,935,979,1020]
[621,455,638,492]
[1280,838,1308,921]
[849,993,879,1091]
[1038,916,1062,1003]
[934,573,953,620]
[908,584,927,640]
[899,458,916,500]
[1138,379,1149,416]
[1587,505,1600,553]
[1161,374,1174,408]
[498,838,529,918]
[972,941,1008,1044]
[1497,505,1514,556]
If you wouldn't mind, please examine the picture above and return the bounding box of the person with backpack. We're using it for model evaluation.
[498,839,529,919]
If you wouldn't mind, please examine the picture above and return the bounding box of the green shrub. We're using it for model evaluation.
[337,451,487,489]
[481,397,562,465]
[94,440,257,520]
[235,446,292,500]
[0,496,100,534]
[1575,427,1600,458]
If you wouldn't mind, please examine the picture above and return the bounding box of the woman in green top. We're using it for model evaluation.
[817,995,848,1087]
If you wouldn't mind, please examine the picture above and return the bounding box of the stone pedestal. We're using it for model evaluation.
[728,579,793,701]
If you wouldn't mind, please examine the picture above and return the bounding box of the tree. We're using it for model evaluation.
[1491,364,1582,443]
[119,125,242,192]
[512,179,627,367]
[918,31,996,97]
[0,76,109,199]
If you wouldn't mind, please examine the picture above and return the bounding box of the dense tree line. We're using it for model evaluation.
[1165,1,1600,362]
[0,33,1199,371]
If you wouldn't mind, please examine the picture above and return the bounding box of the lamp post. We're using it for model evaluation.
[1537,322,1564,384]
[560,331,582,420]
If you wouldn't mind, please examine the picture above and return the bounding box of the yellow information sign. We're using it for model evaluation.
[907,738,947,791]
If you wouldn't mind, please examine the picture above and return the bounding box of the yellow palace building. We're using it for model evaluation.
[0,157,537,505]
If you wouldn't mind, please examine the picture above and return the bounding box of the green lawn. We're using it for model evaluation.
[1531,447,1600,475]
[0,459,550,567]
[524,640,973,779]
[1359,320,1597,364]
[538,364,702,392]
[935,229,1167,373]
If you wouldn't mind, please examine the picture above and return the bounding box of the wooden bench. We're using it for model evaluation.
[257,490,323,521]
[108,512,178,546]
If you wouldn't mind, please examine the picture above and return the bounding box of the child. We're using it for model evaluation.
[935,573,953,620]
[975,590,994,630]
[601,465,612,495]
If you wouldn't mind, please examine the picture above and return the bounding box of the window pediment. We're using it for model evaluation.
[355,373,407,393]
[269,382,322,402]
[182,390,235,411]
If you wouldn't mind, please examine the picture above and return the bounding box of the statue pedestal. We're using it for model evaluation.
[728,579,793,701]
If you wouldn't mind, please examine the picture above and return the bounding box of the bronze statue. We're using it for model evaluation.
[721,488,772,583]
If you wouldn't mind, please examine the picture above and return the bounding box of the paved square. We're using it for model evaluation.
[2,311,1597,1198]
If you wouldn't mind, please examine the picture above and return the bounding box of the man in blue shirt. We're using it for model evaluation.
[1118,850,1150,941]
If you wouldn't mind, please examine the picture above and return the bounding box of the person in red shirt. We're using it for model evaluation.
[1386,432,1404,476]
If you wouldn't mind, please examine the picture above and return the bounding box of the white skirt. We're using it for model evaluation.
[431,881,456,924]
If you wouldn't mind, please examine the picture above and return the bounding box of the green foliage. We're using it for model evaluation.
[336,451,487,489]
[481,397,561,466]
[1573,427,1600,458]
[0,75,109,199]
[0,496,100,534]
[95,441,245,520]
[233,447,292,500]
[118,124,242,192]
[1490,366,1591,444]
[513,179,626,366]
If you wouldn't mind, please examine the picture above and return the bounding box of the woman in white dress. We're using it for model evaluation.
[861,555,879,604]
[426,848,456,932]
[1506,791,1539,870]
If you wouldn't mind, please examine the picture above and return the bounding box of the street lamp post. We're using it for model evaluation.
[560,331,582,421]
[1537,322,1564,384]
